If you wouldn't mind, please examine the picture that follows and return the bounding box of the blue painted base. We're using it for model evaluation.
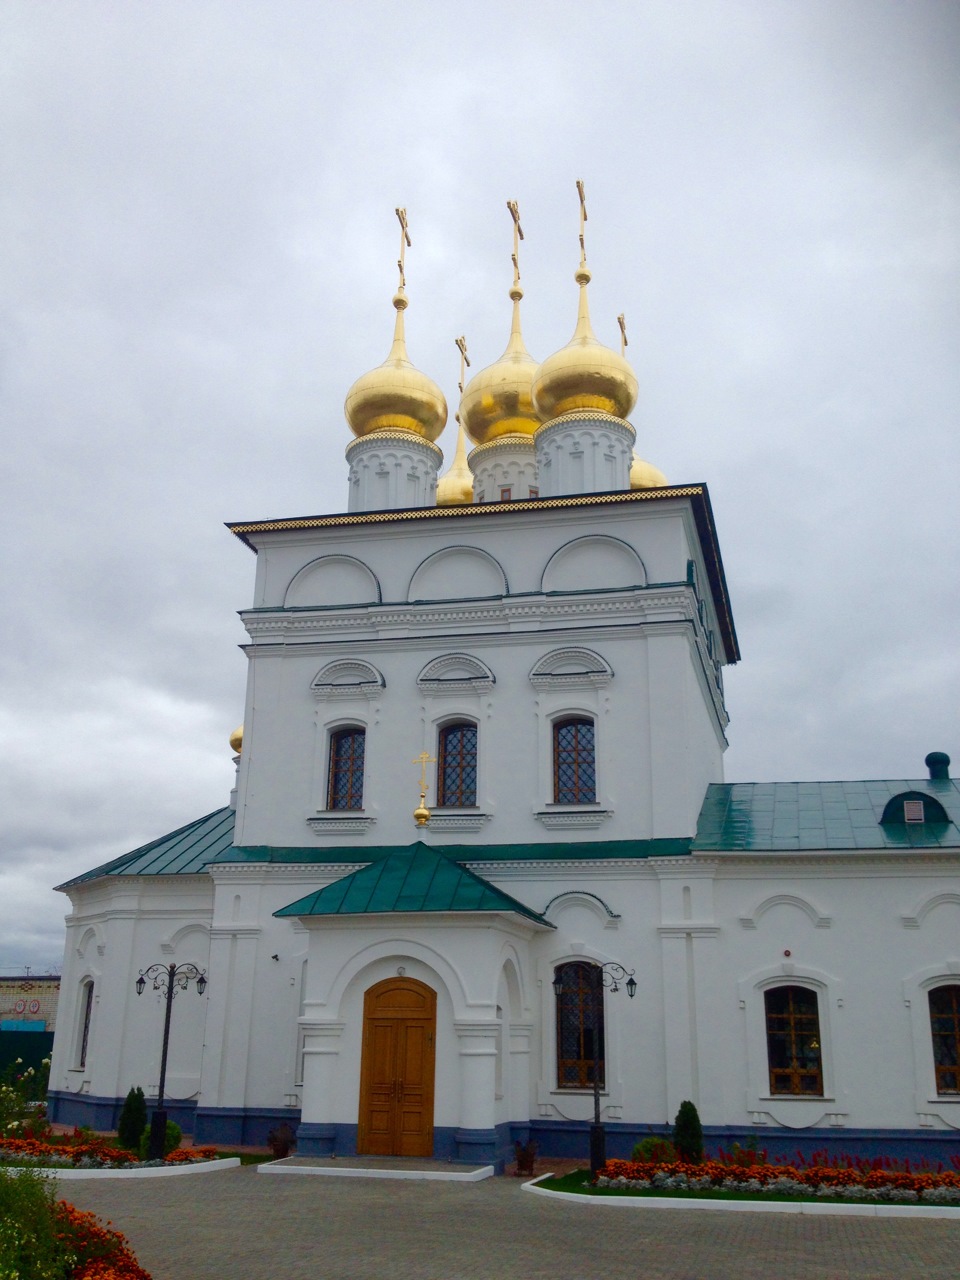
[526,1119,960,1166]
[296,1122,509,1171]
[48,1090,198,1135]
[193,1107,301,1147]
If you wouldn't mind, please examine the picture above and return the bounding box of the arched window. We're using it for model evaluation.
[76,980,94,1071]
[764,985,823,1095]
[929,985,960,1094]
[555,962,604,1088]
[553,718,596,805]
[437,722,478,807]
[327,727,365,810]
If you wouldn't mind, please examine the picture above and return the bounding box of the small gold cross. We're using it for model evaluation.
[576,179,588,264]
[507,200,524,287]
[454,335,470,394]
[413,751,436,793]
[395,207,412,290]
[617,313,628,356]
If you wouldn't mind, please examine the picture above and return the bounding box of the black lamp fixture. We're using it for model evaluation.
[553,959,637,1176]
[134,961,208,1159]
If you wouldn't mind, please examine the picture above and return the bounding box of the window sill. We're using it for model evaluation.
[759,1095,833,1103]
[421,810,492,832]
[928,1095,960,1104]
[535,808,612,830]
[307,813,376,836]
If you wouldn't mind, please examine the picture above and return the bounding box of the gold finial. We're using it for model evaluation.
[617,314,628,357]
[395,207,411,292]
[229,724,243,756]
[455,334,471,394]
[576,179,588,269]
[413,750,436,826]
[507,200,524,297]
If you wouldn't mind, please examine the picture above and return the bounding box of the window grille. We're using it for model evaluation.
[327,728,365,810]
[930,985,960,1094]
[555,962,604,1088]
[553,718,596,804]
[437,723,478,807]
[764,985,823,1095]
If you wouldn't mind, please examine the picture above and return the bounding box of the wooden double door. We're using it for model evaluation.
[357,977,436,1157]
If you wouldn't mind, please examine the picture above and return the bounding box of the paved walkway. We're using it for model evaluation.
[60,1165,960,1280]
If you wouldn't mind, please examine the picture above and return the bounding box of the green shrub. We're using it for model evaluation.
[672,1099,704,1163]
[0,1169,65,1279]
[138,1117,182,1160]
[117,1086,147,1150]
[630,1135,677,1163]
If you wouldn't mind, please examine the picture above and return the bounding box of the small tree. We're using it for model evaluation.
[138,1118,181,1160]
[116,1086,147,1150]
[672,1100,704,1164]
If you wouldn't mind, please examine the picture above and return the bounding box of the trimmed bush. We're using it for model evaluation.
[672,1100,704,1164]
[117,1086,148,1150]
[138,1118,181,1160]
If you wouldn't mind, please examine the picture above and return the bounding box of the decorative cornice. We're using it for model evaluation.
[468,435,536,463]
[344,431,443,461]
[536,410,634,431]
[306,815,377,836]
[421,812,492,832]
[535,808,613,830]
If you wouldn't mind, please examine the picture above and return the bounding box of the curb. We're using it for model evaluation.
[0,1158,242,1181]
[520,1175,960,1219]
[258,1160,494,1182]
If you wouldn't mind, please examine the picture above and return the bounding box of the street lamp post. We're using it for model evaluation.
[554,961,636,1176]
[135,962,207,1159]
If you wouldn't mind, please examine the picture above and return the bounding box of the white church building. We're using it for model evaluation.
[48,201,960,1168]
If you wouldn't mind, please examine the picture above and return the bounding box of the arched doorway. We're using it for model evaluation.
[357,976,436,1157]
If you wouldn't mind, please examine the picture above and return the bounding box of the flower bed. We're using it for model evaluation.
[0,1132,219,1171]
[597,1155,960,1204]
[56,1200,153,1279]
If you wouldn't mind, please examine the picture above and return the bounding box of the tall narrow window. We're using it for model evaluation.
[764,986,823,1095]
[556,962,604,1088]
[929,985,960,1094]
[77,980,94,1071]
[437,722,478,806]
[327,727,365,810]
[553,718,596,804]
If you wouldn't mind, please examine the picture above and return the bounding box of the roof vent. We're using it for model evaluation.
[925,751,951,780]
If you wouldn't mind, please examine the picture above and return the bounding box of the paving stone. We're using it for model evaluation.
[61,1166,960,1280]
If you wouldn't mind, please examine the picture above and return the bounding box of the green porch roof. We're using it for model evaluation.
[693,780,960,852]
[274,842,553,925]
[56,807,236,889]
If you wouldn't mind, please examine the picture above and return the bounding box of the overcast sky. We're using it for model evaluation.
[2,0,958,971]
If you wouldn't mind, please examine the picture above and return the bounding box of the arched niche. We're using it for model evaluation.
[407,546,508,602]
[529,647,613,690]
[311,659,385,701]
[284,555,382,609]
[541,535,646,594]
[417,653,496,693]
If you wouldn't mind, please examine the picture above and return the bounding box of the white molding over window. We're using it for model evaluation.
[311,660,385,701]
[901,893,960,930]
[529,647,613,690]
[417,653,496,695]
[739,893,832,931]
[306,814,376,836]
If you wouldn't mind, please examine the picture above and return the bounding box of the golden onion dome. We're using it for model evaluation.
[229,724,243,755]
[436,417,474,505]
[344,289,448,442]
[460,286,540,445]
[532,265,638,422]
[629,454,668,489]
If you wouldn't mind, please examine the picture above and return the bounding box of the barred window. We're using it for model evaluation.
[327,727,365,810]
[438,722,478,807]
[764,986,823,1095]
[555,962,604,1088]
[553,718,596,805]
[930,985,960,1094]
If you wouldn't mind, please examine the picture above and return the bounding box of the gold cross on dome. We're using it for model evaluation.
[455,335,471,394]
[395,207,412,290]
[507,200,524,287]
[413,751,436,793]
[576,179,588,265]
[617,313,628,356]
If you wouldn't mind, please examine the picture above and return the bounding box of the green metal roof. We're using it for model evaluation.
[274,843,553,925]
[219,836,691,866]
[56,807,236,889]
[693,780,960,852]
